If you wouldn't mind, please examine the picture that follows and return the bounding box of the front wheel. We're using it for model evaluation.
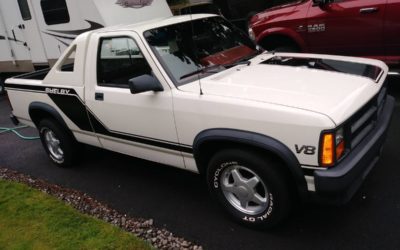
[207,149,292,229]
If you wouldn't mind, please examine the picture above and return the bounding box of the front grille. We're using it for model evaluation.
[347,81,388,149]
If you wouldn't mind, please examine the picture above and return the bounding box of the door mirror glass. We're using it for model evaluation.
[128,74,163,94]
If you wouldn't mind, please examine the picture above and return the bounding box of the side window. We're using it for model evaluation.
[17,0,32,21]
[40,0,70,25]
[97,37,151,88]
[59,46,76,72]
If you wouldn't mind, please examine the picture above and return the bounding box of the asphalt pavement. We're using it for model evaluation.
[1,77,400,250]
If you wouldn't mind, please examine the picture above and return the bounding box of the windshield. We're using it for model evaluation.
[144,17,257,86]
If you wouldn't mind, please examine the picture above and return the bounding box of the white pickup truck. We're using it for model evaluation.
[5,14,395,228]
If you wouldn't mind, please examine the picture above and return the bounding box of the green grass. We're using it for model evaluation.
[0,179,151,250]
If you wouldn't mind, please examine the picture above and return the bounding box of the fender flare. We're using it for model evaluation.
[29,102,69,130]
[256,27,307,51]
[193,128,308,198]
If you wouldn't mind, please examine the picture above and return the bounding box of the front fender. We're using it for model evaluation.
[256,27,306,51]
[193,128,308,198]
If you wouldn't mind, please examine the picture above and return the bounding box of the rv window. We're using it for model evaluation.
[17,0,32,21]
[40,0,70,25]
[97,37,151,88]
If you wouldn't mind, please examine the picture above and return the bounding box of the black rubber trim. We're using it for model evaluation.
[314,96,395,202]
[193,128,308,198]
[29,102,69,129]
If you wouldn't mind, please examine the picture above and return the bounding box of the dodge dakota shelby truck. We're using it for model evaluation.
[5,14,395,228]
[248,0,400,69]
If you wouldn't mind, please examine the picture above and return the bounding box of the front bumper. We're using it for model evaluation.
[313,95,395,204]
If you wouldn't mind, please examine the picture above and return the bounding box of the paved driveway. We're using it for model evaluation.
[1,77,399,250]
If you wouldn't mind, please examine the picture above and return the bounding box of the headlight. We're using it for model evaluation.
[320,127,346,167]
[248,27,255,41]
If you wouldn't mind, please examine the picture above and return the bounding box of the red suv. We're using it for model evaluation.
[248,0,400,69]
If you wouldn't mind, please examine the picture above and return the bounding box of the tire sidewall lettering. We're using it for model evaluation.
[213,161,238,189]
[242,192,274,223]
[212,160,275,224]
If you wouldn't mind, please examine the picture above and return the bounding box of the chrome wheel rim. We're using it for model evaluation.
[220,165,269,215]
[43,129,64,161]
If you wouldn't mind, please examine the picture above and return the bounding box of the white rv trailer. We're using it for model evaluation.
[0,0,172,93]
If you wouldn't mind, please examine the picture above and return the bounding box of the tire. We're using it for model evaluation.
[0,77,5,95]
[207,149,292,229]
[38,119,81,167]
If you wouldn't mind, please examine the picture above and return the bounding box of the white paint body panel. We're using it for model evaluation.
[178,53,387,125]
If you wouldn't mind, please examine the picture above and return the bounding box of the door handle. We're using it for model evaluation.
[360,7,379,14]
[95,92,104,101]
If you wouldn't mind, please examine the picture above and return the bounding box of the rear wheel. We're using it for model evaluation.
[207,149,292,229]
[38,119,81,167]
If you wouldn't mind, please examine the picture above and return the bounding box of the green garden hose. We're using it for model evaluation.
[0,126,40,140]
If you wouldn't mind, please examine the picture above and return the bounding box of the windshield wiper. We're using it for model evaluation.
[224,50,262,68]
[180,64,224,80]
[224,60,251,68]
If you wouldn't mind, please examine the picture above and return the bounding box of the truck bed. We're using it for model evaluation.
[13,64,73,80]
[13,67,51,80]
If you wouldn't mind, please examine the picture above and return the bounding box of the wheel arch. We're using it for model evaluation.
[193,128,308,198]
[256,27,306,51]
[28,102,76,141]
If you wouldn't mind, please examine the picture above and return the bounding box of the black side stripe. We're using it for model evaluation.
[5,83,193,154]
[48,94,93,131]
[86,111,193,153]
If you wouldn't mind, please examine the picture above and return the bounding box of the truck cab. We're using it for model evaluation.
[248,0,400,69]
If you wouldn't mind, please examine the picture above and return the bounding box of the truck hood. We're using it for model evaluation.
[250,0,306,26]
[179,53,387,125]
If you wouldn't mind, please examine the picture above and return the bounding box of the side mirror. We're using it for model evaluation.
[312,0,330,7]
[128,74,164,94]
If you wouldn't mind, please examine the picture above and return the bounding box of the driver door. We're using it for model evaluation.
[306,0,386,58]
[84,32,185,168]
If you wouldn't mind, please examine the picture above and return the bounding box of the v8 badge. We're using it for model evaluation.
[295,145,316,155]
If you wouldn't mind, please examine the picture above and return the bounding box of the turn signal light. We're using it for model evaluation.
[336,140,345,160]
[321,133,334,167]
